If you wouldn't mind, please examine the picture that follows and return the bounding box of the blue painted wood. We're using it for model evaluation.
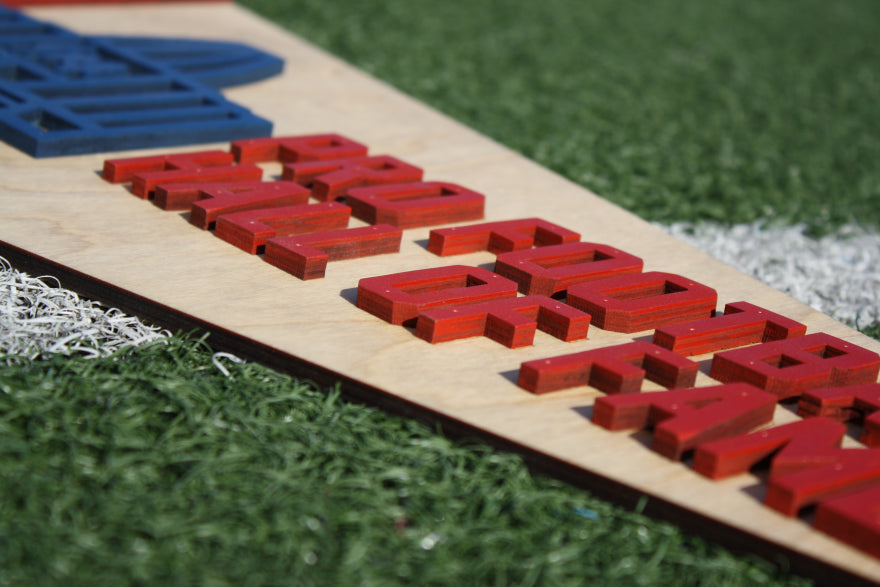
[0,5,282,157]
[96,37,284,89]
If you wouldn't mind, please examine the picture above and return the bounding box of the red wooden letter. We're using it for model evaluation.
[766,448,880,517]
[415,295,590,348]
[231,133,368,164]
[265,225,402,280]
[282,155,423,201]
[814,483,880,560]
[154,180,309,214]
[592,383,777,460]
[357,265,518,326]
[709,333,880,400]
[427,218,580,256]
[493,242,643,296]
[692,418,846,479]
[133,166,262,200]
[213,202,350,254]
[517,341,698,395]
[103,150,261,199]
[153,180,251,211]
[102,150,232,182]
[565,272,717,333]
[188,181,311,230]
[345,182,485,228]
[695,417,880,518]
[652,301,807,356]
[799,383,880,446]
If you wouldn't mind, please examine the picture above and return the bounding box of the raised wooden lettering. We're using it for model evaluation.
[710,333,880,400]
[427,218,579,256]
[231,133,368,164]
[566,272,717,333]
[346,181,484,228]
[593,383,777,460]
[265,224,402,280]
[493,242,643,296]
[213,202,350,254]
[652,301,806,356]
[798,383,880,446]
[518,341,698,395]
[415,295,590,347]
[282,155,423,201]
[357,265,518,326]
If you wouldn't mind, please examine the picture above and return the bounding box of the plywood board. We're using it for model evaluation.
[2,4,879,583]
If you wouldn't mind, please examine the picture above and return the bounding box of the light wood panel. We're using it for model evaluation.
[2,4,878,583]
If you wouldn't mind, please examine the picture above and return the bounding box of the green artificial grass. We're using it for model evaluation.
[860,322,880,342]
[239,0,880,233]
[0,336,809,586]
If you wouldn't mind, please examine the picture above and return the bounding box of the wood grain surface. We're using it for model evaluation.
[3,4,880,583]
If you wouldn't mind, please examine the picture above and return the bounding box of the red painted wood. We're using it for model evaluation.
[153,180,307,215]
[264,224,402,280]
[345,182,485,228]
[103,150,262,199]
[356,265,518,326]
[102,150,233,183]
[693,418,846,480]
[517,341,698,395]
[281,155,423,201]
[139,165,263,199]
[709,333,880,401]
[493,241,643,296]
[426,218,580,256]
[153,181,242,211]
[652,301,807,356]
[814,483,880,560]
[213,202,350,254]
[766,448,880,517]
[133,165,262,200]
[188,181,311,230]
[798,383,880,446]
[592,383,777,460]
[230,133,368,164]
[415,295,591,347]
[565,271,717,333]
[694,419,880,526]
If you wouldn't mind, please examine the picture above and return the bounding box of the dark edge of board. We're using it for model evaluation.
[0,238,874,587]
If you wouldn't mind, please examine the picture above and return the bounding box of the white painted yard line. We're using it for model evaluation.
[661,222,880,326]
[0,256,170,361]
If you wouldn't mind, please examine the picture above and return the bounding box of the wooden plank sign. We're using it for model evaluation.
[2,3,880,583]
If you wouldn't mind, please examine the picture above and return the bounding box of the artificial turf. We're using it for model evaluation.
[238,0,880,234]
[0,336,809,586]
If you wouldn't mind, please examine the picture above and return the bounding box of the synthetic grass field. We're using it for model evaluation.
[2,0,880,584]
[0,336,811,586]
[239,0,880,234]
